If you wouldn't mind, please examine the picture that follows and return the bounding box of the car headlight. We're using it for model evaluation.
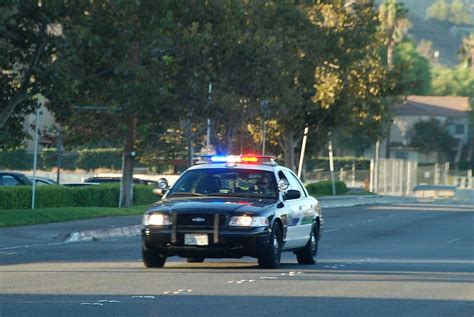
[143,213,171,226]
[229,215,269,227]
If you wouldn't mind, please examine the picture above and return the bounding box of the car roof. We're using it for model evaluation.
[0,171,27,176]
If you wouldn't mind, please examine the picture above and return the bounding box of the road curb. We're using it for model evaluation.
[65,225,142,243]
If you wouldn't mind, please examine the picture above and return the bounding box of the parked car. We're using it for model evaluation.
[0,171,32,186]
[141,155,323,269]
[27,176,58,185]
[85,176,156,186]
[62,182,100,187]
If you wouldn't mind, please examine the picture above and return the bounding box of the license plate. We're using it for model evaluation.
[184,234,208,246]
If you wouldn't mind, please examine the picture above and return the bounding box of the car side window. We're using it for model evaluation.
[281,170,307,197]
[3,175,20,186]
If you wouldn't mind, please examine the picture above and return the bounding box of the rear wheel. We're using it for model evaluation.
[186,257,205,263]
[258,223,282,269]
[296,225,319,265]
[142,245,166,268]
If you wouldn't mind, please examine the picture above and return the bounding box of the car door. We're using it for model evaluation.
[279,170,313,249]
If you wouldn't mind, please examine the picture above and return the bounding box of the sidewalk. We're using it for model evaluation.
[0,195,457,248]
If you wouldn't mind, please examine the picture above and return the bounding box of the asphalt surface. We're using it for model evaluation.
[1,199,473,317]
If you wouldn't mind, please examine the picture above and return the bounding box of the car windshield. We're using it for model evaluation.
[167,168,278,199]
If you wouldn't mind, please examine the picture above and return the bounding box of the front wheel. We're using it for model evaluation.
[142,245,166,268]
[258,223,282,269]
[296,225,319,265]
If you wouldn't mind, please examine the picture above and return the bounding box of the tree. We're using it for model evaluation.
[49,1,177,207]
[242,1,390,169]
[391,40,431,95]
[0,1,76,148]
[410,118,456,156]
[427,0,473,25]
[448,0,472,25]
[431,65,474,97]
[458,33,474,69]
[378,0,411,69]
[426,0,450,22]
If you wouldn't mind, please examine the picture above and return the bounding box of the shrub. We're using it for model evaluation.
[305,157,370,172]
[76,148,122,171]
[41,149,79,170]
[306,180,348,196]
[0,184,158,209]
[0,150,33,170]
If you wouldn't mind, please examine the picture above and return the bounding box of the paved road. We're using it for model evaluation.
[1,203,473,316]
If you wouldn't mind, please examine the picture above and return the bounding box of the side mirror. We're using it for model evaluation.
[153,178,169,196]
[284,189,301,200]
[278,179,289,191]
[157,178,169,189]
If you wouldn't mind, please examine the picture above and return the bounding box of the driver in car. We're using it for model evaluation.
[256,175,274,195]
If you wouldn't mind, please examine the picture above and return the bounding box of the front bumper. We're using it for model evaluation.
[142,226,271,258]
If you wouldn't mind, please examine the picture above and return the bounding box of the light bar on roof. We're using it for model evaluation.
[208,155,274,164]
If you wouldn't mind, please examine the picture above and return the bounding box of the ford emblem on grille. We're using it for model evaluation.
[192,217,206,222]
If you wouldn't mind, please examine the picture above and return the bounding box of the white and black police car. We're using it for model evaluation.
[141,155,323,268]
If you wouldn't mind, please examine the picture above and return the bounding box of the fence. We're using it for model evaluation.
[306,159,473,196]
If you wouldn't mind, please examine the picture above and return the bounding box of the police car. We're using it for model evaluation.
[141,155,323,269]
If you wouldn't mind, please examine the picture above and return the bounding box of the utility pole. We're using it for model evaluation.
[31,99,42,209]
[328,131,336,196]
[120,41,140,208]
[260,100,269,155]
[297,125,309,179]
[56,127,62,184]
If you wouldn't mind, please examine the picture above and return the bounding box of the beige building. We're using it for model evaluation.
[386,96,471,164]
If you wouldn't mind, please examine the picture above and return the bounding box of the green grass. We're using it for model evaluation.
[0,205,151,228]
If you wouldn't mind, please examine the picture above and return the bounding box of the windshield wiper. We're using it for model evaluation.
[168,192,203,197]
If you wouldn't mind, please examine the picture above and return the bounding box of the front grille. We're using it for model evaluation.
[176,214,227,228]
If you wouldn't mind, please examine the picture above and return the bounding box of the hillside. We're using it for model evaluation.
[376,0,472,67]
[408,13,466,67]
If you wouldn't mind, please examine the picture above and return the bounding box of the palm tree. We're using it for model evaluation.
[378,0,411,69]
[458,33,474,70]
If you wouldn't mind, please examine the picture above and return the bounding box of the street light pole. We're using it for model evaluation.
[260,100,269,155]
[297,125,309,179]
[328,131,336,196]
[31,100,42,209]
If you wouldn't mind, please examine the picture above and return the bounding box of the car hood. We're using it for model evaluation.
[147,197,278,215]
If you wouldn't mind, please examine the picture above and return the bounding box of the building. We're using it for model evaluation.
[385,96,471,164]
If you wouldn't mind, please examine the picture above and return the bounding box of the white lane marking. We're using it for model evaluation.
[325,228,340,232]
[260,276,278,280]
[163,289,192,295]
[0,242,65,251]
[447,238,461,244]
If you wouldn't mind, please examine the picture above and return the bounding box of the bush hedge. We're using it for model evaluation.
[0,150,33,170]
[305,157,370,172]
[41,149,79,170]
[0,184,159,210]
[305,180,348,196]
[76,148,122,171]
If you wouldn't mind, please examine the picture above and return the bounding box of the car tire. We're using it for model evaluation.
[258,223,282,269]
[296,225,319,265]
[186,257,205,263]
[142,245,166,268]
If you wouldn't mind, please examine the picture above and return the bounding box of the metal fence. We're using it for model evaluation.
[306,159,473,196]
[373,159,418,196]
